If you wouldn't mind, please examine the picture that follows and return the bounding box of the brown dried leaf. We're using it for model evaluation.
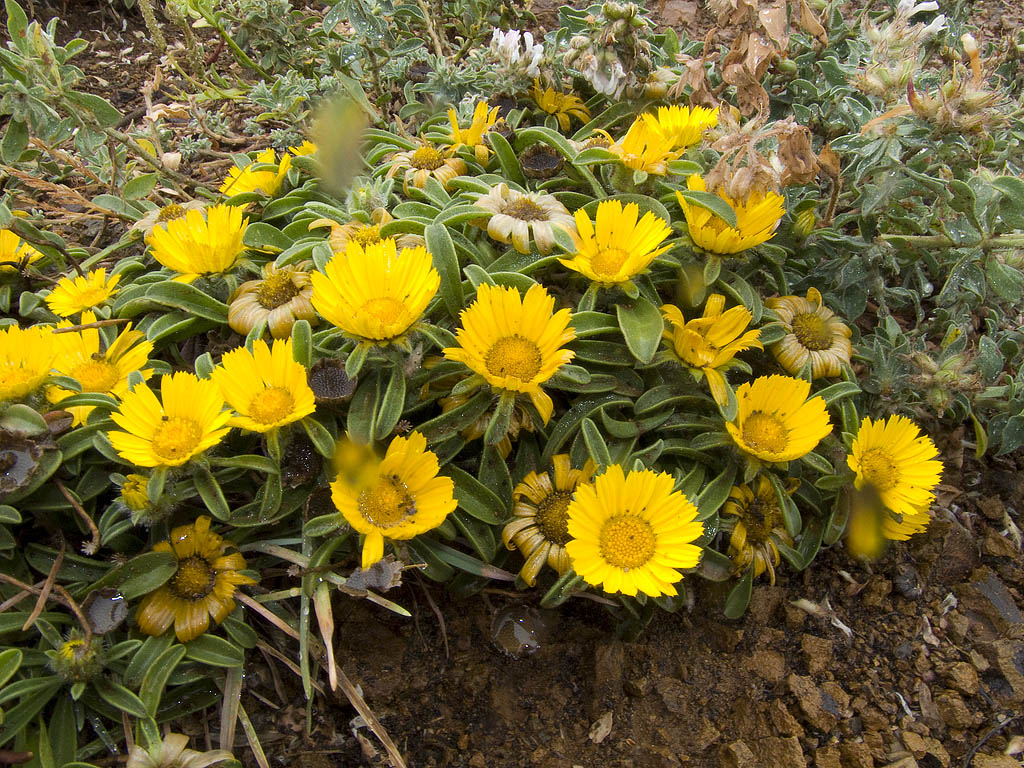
[759,0,790,50]
[341,555,405,594]
[777,119,818,186]
[798,0,828,46]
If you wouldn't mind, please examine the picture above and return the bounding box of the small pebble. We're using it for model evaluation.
[893,563,923,600]
[490,604,547,658]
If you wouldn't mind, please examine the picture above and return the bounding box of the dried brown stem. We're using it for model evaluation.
[55,478,101,556]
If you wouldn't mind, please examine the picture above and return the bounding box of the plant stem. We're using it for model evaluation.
[416,0,446,57]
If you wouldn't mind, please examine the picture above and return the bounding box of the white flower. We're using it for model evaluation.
[584,52,627,97]
[897,0,939,17]
[490,28,543,76]
[919,13,947,37]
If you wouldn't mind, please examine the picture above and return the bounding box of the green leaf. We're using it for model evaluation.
[346,375,378,445]
[449,466,506,524]
[488,131,527,186]
[304,512,343,537]
[88,551,177,600]
[694,463,736,521]
[540,569,583,608]
[146,282,229,323]
[0,648,22,689]
[815,381,862,406]
[93,678,150,719]
[677,189,738,229]
[53,392,119,411]
[723,568,753,619]
[573,147,617,165]
[0,403,47,435]
[416,389,491,444]
[139,645,187,716]
[122,173,158,201]
[483,393,514,446]
[4,0,28,48]
[415,538,515,581]
[291,320,312,367]
[66,90,123,128]
[0,118,28,163]
[123,634,173,689]
[147,467,166,505]
[616,296,663,364]
[243,222,293,252]
[516,126,578,163]
[373,364,406,440]
[345,343,368,379]
[580,417,611,468]
[302,417,336,458]
[0,679,62,748]
[194,467,230,520]
[541,395,631,463]
[0,503,20,523]
[451,509,497,560]
[184,634,245,667]
[424,223,464,319]
[208,454,279,474]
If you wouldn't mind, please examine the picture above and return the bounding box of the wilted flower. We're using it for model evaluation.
[228,262,317,339]
[309,207,423,253]
[766,287,852,379]
[448,101,501,164]
[722,476,797,584]
[386,142,466,194]
[126,733,233,768]
[473,183,576,254]
[531,82,591,131]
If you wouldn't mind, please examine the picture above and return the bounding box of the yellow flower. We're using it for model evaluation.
[0,229,44,273]
[677,175,785,255]
[108,372,232,468]
[288,140,318,156]
[503,454,596,586]
[132,201,208,240]
[531,81,592,131]
[443,283,575,425]
[330,432,456,569]
[220,148,292,197]
[136,516,256,643]
[227,262,317,339]
[652,105,719,151]
[49,312,153,425]
[311,238,439,345]
[766,287,853,379]
[608,114,679,175]
[308,207,423,254]
[560,200,673,287]
[121,474,149,512]
[147,204,248,283]
[565,465,703,597]
[661,294,762,406]
[722,475,796,584]
[211,338,316,433]
[45,268,121,317]
[386,142,466,194]
[448,100,501,164]
[473,182,576,255]
[726,375,832,463]
[847,415,942,528]
[0,325,57,403]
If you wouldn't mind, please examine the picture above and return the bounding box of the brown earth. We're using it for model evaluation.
[5,2,1024,767]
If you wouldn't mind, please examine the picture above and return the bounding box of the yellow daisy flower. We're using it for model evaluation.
[288,140,318,157]
[386,142,466,194]
[531,81,592,131]
[133,200,208,240]
[211,338,316,434]
[677,175,785,255]
[45,268,121,317]
[722,475,797,584]
[726,375,832,463]
[120,474,150,512]
[661,295,762,406]
[443,283,575,425]
[220,148,292,197]
[0,325,57,403]
[49,312,153,426]
[0,229,44,273]
[136,516,256,643]
[147,204,248,283]
[308,207,423,254]
[652,105,719,151]
[448,100,501,164]
[311,238,439,345]
[503,454,596,586]
[331,432,457,570]
[227,262,318,340]
[847,415,942,525]
[473,182,576,255]
[608,114,679,175]
[560,200,673,287]
[108,372,232,468]
[565,465,704,597]
[766,287,853,379]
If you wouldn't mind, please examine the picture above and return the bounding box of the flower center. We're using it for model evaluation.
[170,555,216,600]
[589,247,631,279]
[534,490,572,545]
[484,335,542,381]
[157,203,186,222]
[358,474,416,528]
[360,297,410,331]
[791,312,834,351]
[502,198,548,222]
[737,495,780,542]
[151,417,203,461]
[352,225,382,246]
[599,515,656,570]
[58,638,89,661]
[70,359,120,393]
[859,448,900,492]
[249,386,295,425]
[741,411,789,454]
[411,147,445,170]
[256,270,300,309]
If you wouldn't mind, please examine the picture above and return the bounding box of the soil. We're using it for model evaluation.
[4,1,1024,767]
